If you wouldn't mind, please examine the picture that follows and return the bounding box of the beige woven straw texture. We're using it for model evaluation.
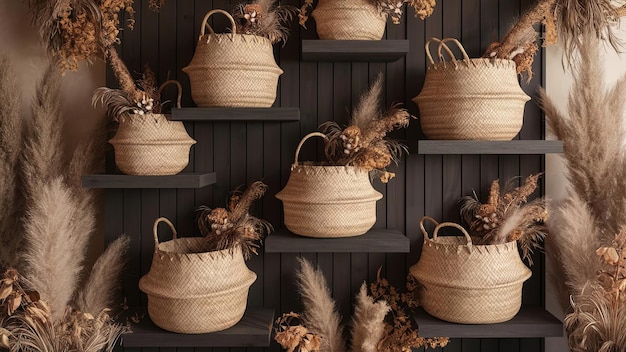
[413,38,530,140]
[183,9,283,108]
[139,218,256,334]
[409,217,531,324]
[110,81,196,176]
[312,0,387,40]
[275,132,382,238]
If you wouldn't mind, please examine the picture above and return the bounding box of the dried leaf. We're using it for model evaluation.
[0,285,12,300]
[0,332,8,348]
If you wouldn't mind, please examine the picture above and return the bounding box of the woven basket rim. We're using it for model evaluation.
[109,139,197,145]
[427,57,517,70]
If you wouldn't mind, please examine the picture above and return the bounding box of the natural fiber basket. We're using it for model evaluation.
[182,9,283,107]
[275,132,382,238]
[409,216,531,324]
[139,218,257,334]
[312,0,387,40]
[412,38,530,140]
[110,80,196,176]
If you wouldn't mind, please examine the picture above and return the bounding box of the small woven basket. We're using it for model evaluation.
[183,9,283,107]
[139,218,257,334]
[409,216,531,324]
[275,132,382,238]
[110,80,196,176]
[312,0,387,40]
[413,38,530,140]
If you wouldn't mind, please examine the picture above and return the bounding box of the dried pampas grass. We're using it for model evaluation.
[350,283,389,352]
[296,258,346,352]
[0,55,25,269]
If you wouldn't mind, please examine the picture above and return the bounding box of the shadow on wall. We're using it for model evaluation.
[0,0,106,263]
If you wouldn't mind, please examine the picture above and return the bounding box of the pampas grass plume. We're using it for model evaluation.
[297,257,346,352]
[352,73,383,132]
[350,283,389,352]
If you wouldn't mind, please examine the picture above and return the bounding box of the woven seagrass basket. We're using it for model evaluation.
[413,38,530,140]
[409,216,531,324]
[275,132,382,238]
[312,0,387,40]
[139,218,257,334]
[182,9,283,107]
[109,80,196,176]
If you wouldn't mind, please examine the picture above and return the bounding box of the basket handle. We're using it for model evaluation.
[157,80,182,109]
[425,37,456,66]
[419,216,440,239]
[200,9,238,37]
[432,222,473,248]
[153,217,178,250]
[293,132,329,167]
[437,38,472,67]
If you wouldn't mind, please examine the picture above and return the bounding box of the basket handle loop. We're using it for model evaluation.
[438,38,472,67]
[294,132,329,166]
[432,222,473,248]
[200,9,238,38]
[157,80,182,109]
[419,216,440,239]
[424,37,442,65]
[153,217,178,250]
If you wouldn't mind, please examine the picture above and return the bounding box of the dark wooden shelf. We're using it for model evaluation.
[265,228,409,253]
[171,107,300,121]
[82,172,216,189]
[412,306,563,338]
[413,140,563,154]
[121,308,274,348]
[301,40,409,62]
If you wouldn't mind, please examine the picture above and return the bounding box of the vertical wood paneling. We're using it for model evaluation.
[103,1,550,351]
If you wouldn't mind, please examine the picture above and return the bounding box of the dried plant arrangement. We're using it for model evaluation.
[299,0,436,27]
[233,0,297,44]
[459,174,548,264]
[196,181,272,259]
[482,0,626,79]
[273,258,447,352]
[539,35,626,352]
[320,73,412,183]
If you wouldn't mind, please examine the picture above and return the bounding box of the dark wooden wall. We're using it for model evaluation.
[106,0,546,351]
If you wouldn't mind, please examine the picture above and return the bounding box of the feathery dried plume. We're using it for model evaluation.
[296,258,346,352]
[350,283,390,352]
[233,0,296,44]
[75,236,130,316]
[0,56,25,269]
[352,74,384,132]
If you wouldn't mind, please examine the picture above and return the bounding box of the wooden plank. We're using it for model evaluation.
[82,173,216,189]
[171,108,301,121]
[120,308,274,348]
[264,229,409,253]
[301,40,410,62]
[415,140,563,154]
[412,306,563,338]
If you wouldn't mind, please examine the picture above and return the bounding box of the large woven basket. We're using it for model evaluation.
[110,80,196,176]
[182,9,283,107]
[409,216,531,324]
[139,218,257,334]
[275,132,382,238]
[312,0,387,40]
[413,38,530,140]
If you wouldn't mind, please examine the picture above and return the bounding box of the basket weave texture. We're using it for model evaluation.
[109,81,196,176]
[139,218,256,334]
[183,9,283,107]
[312,0,386,40]
[413,38,530,140]
[276,132,382,238]
[409,217,531,324]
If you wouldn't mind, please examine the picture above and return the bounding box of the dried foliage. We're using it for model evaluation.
[196,181,272,259]
[540,36,626,351]
[369,269,448,351]
[274,312,321,352]
[299,0,436,28]
[233,0,296,44]
[0,56,25,270]
[26,0,135,72]
[483,0,626,79]
[320,74,412,183]
[459,174,548,264]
